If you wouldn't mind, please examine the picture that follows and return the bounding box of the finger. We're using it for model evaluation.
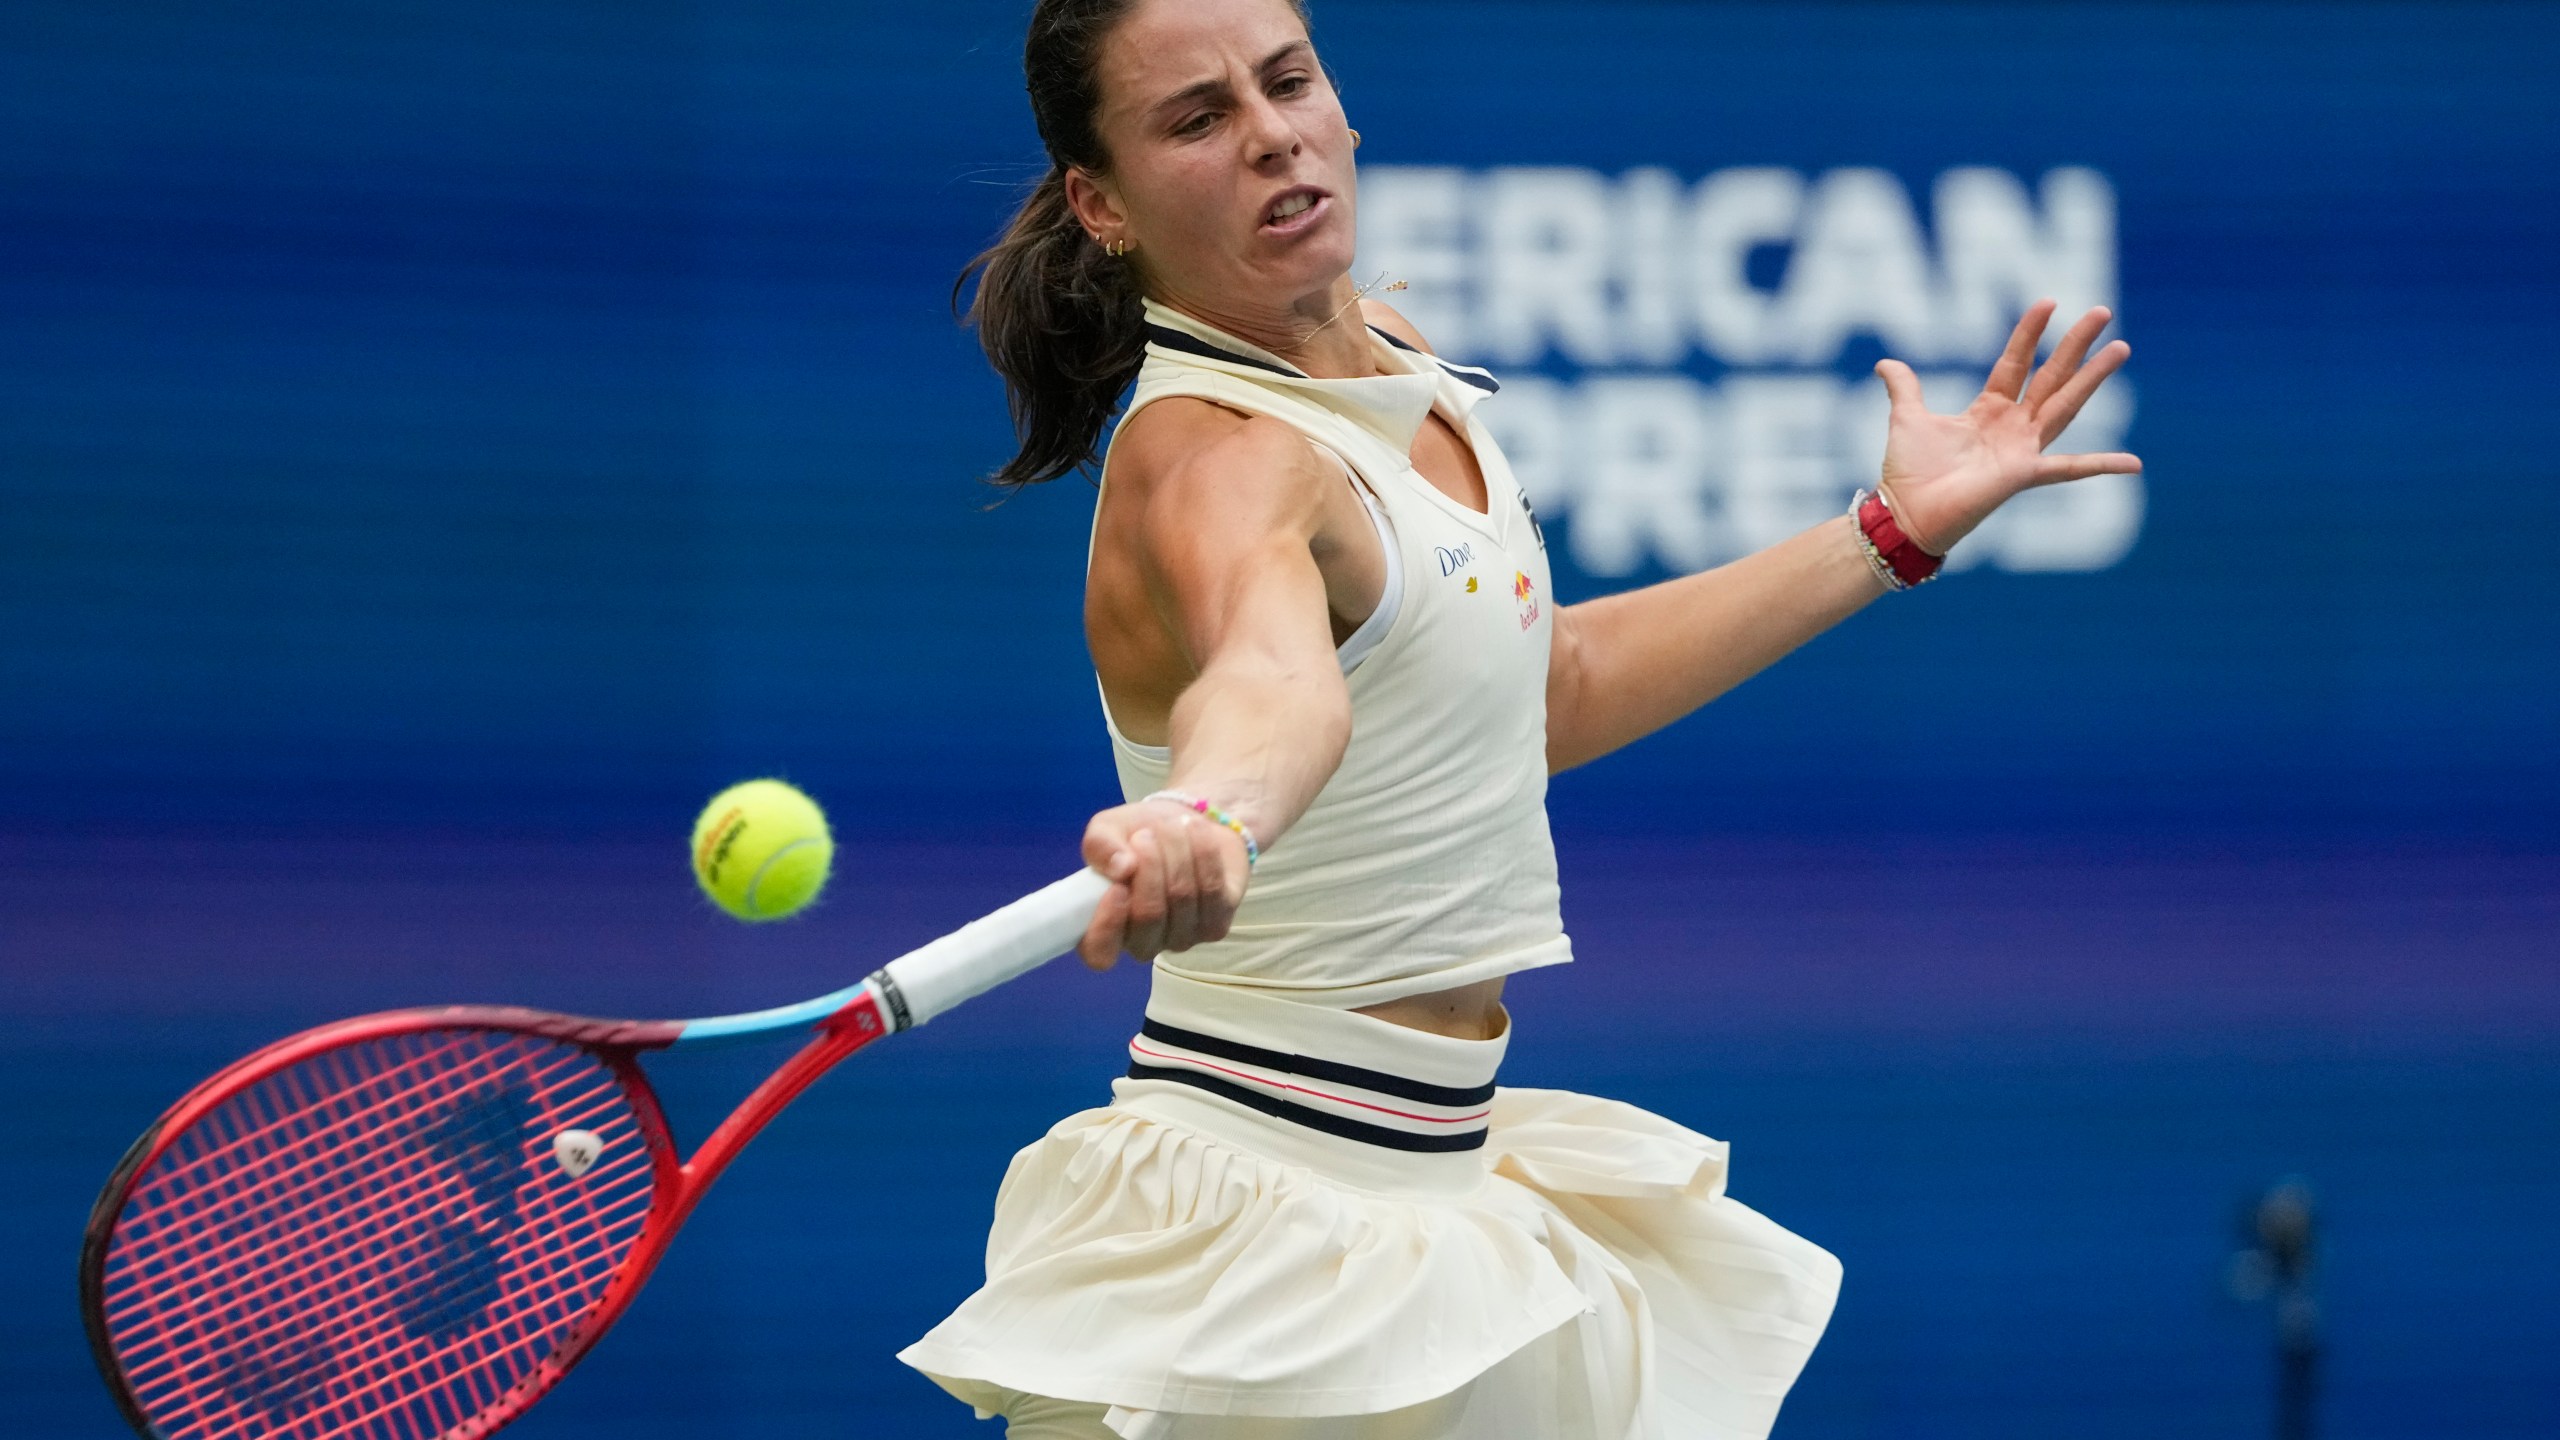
[1874,358,1927,415]
[2037,339,2130,445]
[1982,299,2056,402]
[2023,306,2111,411]
[1123,827,1167,959]
[1155,815,1201,952]
[1081,812,1136,879]
[2028,451,2143,487]
[1078,883,1127,971]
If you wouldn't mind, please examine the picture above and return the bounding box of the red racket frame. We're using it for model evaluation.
[81,991,894,1440]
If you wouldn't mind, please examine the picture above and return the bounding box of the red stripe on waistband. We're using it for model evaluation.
[1128,1039,1493,1127]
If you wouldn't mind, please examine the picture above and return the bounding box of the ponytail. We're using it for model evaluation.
[962,0,1313,489]
[956,165,1146,490]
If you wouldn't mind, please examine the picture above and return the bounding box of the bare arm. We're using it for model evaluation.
[1545,516,1881,772]
[1546,301,2138,772]
[1076,408,1361,968]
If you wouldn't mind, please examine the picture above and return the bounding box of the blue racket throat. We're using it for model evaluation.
[670,978,893,1047]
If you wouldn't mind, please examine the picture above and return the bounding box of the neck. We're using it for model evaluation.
[1149,273,1382,380]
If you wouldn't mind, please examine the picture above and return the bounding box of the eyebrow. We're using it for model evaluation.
[1146,40,1313,125]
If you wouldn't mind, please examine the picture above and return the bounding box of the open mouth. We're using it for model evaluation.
[1262,187,1329,234]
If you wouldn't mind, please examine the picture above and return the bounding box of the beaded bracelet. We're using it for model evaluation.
[1141,790,1261,870]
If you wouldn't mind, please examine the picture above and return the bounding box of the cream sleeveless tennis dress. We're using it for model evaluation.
[900,301,1841,1440]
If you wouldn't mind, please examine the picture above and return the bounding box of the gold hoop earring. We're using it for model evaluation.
[1348,128,1362,149]
[1105,238,1132,259]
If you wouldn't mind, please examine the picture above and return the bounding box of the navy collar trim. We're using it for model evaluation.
[1142,318,1501,396]
[1141,322,1304,378]
[1369,326,1501,393]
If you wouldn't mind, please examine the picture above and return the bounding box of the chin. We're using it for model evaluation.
[1262,229,1360,296]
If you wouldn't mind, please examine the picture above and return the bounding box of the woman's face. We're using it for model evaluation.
[1075,0,1358,319]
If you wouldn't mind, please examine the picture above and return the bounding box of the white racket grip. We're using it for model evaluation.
[875,868,1110,1028]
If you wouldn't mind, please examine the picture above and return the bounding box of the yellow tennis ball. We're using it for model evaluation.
[690,779,833,922]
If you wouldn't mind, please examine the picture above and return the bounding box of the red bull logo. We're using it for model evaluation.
[1513,570,1540,630]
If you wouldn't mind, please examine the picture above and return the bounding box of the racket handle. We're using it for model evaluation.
[875,868,1110,1029]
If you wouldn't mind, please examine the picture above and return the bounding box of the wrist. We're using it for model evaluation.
[1141,790,1260,869]
[1850,487,1944,591]
[1871,479,1958,555]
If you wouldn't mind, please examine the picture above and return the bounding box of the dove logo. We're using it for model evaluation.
[552,1129,604,1179]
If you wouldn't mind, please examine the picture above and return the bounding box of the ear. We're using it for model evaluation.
[1062,167,1129,245]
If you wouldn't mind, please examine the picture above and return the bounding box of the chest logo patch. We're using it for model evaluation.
[1513,570,1541,630]
[1435,543,1475,578]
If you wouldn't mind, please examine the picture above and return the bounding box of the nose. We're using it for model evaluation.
[1238,92,1300,168]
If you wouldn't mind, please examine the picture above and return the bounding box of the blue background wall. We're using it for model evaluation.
[3,3,2554,1437]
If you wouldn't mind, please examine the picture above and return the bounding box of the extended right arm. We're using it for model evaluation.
[1076,402,1364,969]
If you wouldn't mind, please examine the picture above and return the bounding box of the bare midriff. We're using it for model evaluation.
[1354,976,1509,1042]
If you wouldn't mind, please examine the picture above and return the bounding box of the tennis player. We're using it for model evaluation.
[900,1,2139,1436]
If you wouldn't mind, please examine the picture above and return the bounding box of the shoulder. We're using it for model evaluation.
[1358,299,1436,356]
[1111,397,1334,526]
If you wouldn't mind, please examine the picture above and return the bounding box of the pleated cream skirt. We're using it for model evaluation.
[898,972,1842,1440]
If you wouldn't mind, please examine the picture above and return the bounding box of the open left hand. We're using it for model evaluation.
[1874,300,2143,555]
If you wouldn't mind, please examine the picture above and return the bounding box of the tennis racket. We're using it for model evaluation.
[80,866,1110,1440]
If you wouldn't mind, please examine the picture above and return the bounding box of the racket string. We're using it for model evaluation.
[120,1118,656,1407]
[116,1044,639,1333]
[100,1027,664,1440]
[138,1033,636,1436]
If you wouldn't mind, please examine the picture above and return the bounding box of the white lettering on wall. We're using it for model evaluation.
[1356,164,2141,577]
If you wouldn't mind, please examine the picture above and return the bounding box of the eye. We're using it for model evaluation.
[1175,110,1218,137]
[1272,73,1309,98]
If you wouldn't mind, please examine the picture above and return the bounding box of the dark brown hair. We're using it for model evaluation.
[958,0,1314,488]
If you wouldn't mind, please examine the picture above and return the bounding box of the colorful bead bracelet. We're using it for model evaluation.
[1142,790,1261,870]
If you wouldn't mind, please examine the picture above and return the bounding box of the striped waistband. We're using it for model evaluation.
[1123,969,1506,1153]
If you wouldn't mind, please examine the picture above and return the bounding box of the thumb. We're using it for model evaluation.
[1874,358,1927,415]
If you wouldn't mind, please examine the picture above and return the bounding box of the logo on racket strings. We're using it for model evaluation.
[553,1129,605,1179]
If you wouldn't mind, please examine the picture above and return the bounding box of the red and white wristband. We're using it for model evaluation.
[1851,487,1944,591]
